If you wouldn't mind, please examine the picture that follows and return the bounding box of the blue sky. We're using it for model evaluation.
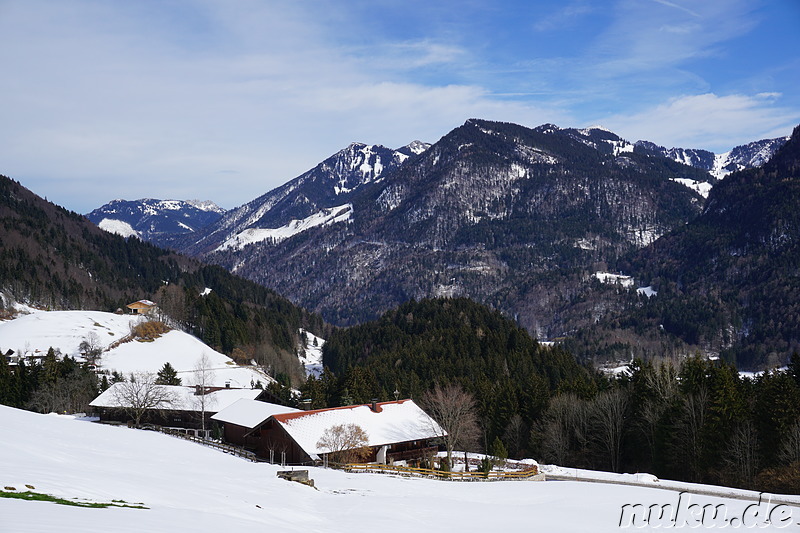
[1,0,798,213]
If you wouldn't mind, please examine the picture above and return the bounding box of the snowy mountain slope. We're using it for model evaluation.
[0,310,271,388]
[97,218,140,239]
[216,204,353,253]
[182,141,428,255]
[711,136,791,177]
[0,310,138,356]
[2,405,796,532]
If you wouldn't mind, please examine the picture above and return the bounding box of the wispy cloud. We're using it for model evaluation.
[651,0,701,19]
[532,1,595,32]
[600,93,800,150]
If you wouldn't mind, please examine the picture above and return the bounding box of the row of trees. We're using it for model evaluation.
[535,355,800,492]
[0,348,97,413]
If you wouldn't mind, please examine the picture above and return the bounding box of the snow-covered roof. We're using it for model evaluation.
[90,383,263,413]
[272,400,443,458]
[210,399,299,428]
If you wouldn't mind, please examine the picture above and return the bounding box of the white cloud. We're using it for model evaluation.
[533,2,595,32]
[587,0,757,77]
[600,93,799,151]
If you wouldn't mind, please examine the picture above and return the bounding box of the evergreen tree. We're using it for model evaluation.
[489,436,508,465]
[155,362,181,386]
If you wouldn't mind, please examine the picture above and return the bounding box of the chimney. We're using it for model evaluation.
[225,381,230,388]
[370,398,380,412]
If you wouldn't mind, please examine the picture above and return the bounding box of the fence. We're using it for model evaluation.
[156,426,259,462]
[342,462,543,481]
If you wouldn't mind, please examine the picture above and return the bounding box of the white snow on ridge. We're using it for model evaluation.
[671,178,713,198]
[594,272,635,288]
[637,286,657,298]
[186,199,226,213]
[404,140,430,155]
[712,151,732,179]
[607,139,634,156]
[579,125,614,135]
[98,218,140,239]
[216,204,353,252]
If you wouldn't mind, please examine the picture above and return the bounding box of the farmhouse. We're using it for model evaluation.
[214,399,443,466]
[210,398,300,451]
[90,383,267,438]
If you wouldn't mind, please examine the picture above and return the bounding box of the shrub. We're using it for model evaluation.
[132,321,170,342]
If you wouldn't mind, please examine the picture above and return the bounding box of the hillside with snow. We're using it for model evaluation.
[0,309,271,388]
[2,405,797,532]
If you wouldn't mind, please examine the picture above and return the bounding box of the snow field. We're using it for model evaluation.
[0,310,270,388]
[2,405,799,532]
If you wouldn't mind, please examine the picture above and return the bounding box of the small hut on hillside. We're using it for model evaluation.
[126,300,157,315]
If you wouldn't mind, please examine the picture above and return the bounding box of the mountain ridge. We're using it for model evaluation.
[193,118,712,334]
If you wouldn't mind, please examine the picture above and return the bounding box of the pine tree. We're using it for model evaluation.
[0,351,13,406]
[489,436,508,465]
[155,362,181,386]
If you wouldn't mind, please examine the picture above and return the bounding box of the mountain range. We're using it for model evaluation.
[85,120,796,368]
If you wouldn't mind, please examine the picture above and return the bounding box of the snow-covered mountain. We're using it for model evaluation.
[86,198,226,246]
[636,135,790,182]
[189,119,711,333]
[549,126,788,198]
[183,141,429,255]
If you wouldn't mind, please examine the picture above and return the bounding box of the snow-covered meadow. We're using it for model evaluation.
[2,405,799,532]
[0,309,271,388]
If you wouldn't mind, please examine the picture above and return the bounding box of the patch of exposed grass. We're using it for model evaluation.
[0,490,148,509]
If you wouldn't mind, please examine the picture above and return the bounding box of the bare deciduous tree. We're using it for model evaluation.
[316,423,370,464]
[192,353,217,439]
[778,420,800,465]
[537,393,587,466]
[78,331,103,366]
[420,383,481,469]
[503,413,527,459]
[639,360,680,464]
[675,386,710,482]
[590,388,629,473]
[725,420,760,486]
[112,372,177,427]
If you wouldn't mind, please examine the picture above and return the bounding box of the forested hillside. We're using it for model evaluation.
[303,297,596,455]
[0,174,327,369]
[572,125,800,370]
